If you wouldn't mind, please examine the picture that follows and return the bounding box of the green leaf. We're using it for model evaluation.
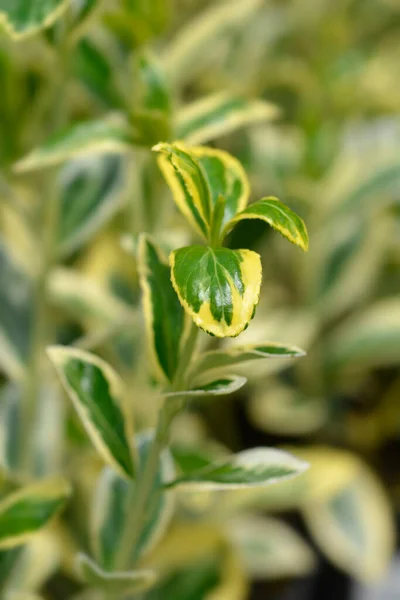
[176,93,279,145]
[0,0,69,38]
[187,145,250,230]
[133,50,171,114]
[223,197,309,251]
[14,117,134,172]
[91,431,175,569]
[58,154,126,257]
[326,298,400,371]
[170,246,262,338]
[163,375,247,400]
[47,346,135,479]
[77,553,157,593]
[0,239,32,380]
[137,235,188,383]
[193,343,305,376]
[73,38,123,108]
[153,142,212,240]
[0,478,71,550]
[303,465,394,582]
[227,516,316,579]
[165,448,308,490]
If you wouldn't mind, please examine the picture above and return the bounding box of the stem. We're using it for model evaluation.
[20,29,70,474]
[115,322,199,571]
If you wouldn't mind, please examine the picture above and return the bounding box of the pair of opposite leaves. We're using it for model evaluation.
[152,142,308,338]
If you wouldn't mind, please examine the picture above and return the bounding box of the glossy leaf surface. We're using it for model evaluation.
[170,246,262,337]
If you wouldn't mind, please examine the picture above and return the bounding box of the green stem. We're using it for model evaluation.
[20,30,70,474]
[115,322,199,571]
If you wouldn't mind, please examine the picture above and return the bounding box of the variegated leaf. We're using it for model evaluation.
[165,448,308,490]
[223,197,309,251]
[47,346,135,479]
[137,235,187,383]
[133,50,171,114]
[170,246,262,338]
[0,478,71,550]
[0,0,69,38]
[91,431,175,569]
[76,553,157,593]
[153,142,212,240]
[163,375,247,400]
[193,343,305,376]
[14,117,133,172]
[176,92,279,145]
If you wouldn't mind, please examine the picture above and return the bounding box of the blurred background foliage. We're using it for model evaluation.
[0,0,400,598]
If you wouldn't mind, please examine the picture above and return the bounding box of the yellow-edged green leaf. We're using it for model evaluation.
[14,117,133,173]
[165,448,308,490]
[170,245,262,338]
[189,145,250,230]
[326,298,400,371]
[137,234,188,383]
[47,346,135,479]
[91,431,175,569]
[176,92,279,145]
[0,239,32,381]
[303,460,395,582]
[0,0,69,38]
[224,197,309,250]
[77,553,157,593]
[0,478,71,550]
[58,154,126,258]
[226,516,316,579]
[163,375,247,401]
[192,343,305,377]
[153,142,212,240]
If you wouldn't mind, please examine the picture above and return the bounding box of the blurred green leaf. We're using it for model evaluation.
[14,117,134,172]
[163,375,247,401]
[0,477,71,550]
[0,0,69,38]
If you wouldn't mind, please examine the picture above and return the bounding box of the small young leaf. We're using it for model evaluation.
[0,478,71,550]
[14,117,133,172]
[77,553,157,593]
[170,246,262,337]
[189,146,250,228]
[153,142,212,240]
[91,431,175,569]
[176,92,279,145]
[47,346,135,479]
[193,343,306,376]
[223,197,309,251]
[0,0,69,38]
[165,448,308,490]
[163,375,247,400]
[137,235,187,383]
